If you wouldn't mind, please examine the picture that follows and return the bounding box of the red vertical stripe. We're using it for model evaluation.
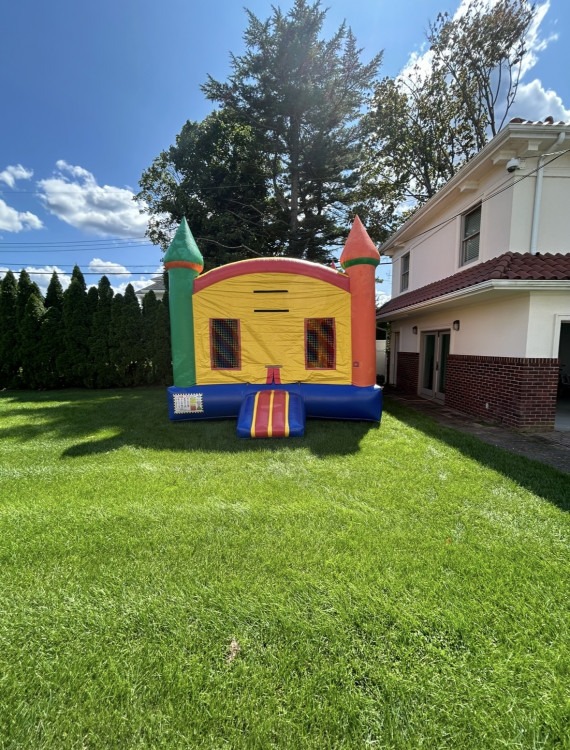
[271,391,287,437]
[253,391,272,438]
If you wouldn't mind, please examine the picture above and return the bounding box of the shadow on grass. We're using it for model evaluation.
[0,388,376,459]
[383,398,570,513]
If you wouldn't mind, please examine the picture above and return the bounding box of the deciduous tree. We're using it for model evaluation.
[138,109,269,268]
[360,0,536,231]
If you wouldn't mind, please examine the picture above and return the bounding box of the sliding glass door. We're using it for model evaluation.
[420,330,450,401]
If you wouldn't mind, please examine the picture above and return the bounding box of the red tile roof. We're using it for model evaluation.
[508,116,567,126]
[509,115,566,125]
[378,252,570,316]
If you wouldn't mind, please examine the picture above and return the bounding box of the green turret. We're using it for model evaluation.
[163,218,204,386]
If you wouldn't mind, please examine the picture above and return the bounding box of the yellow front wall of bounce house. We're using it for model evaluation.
[193,272,352,385]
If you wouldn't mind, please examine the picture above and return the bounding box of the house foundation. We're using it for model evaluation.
[395,352,420,395]
[445,355,559,430]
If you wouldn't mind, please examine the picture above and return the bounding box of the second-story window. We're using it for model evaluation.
[461,205,481,265]
[400,252,410,292]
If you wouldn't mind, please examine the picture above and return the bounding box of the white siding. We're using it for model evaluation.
[452,295,530,357]
[527,292,570,357]
[387,144,570,301]
[391,295,531,358]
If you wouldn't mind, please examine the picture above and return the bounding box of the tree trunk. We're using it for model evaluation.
[289,115,301,257]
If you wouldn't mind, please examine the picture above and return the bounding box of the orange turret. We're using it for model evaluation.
[340,216,380,387]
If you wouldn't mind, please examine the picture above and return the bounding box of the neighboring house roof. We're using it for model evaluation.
[378,252,570,316]
[135,277,166,298]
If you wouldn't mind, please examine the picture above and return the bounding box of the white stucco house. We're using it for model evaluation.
[377,118,570,430]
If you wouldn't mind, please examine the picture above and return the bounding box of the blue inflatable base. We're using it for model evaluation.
[167,383,382,424]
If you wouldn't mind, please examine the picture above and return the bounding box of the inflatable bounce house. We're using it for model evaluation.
[165,216,382,437]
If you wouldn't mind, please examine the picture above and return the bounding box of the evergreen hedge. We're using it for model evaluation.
[0,269,172,389]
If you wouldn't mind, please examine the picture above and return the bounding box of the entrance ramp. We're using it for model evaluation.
[237,390,305,438]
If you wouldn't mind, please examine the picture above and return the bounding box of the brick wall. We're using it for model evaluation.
[396,352,420,395]
[446,355,559,430]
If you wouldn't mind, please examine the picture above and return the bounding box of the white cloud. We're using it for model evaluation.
[54,160,93,181]
[519,1,553,78]
[0,198,43,232]
[0,263,155,299]
[37,161,149,238]
[399,46,432,85]
[88,258,131,276]
[398,0,568,121]
[26,266,73,295]
[85,259,164,296]
[0,265,72,296]
[0,164,34,188]
[511,78,570,122]
[375,292,391,308]
[445,0,554,79]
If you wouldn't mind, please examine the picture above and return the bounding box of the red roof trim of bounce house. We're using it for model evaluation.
[194,258,350,293]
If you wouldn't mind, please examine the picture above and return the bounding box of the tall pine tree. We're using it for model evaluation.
[19,290,46,389]
[39,271,65,388]
[142,290,171,385]
[120,284,145,386]
[202,0,381,260]
[88,275,115,388]
[140,0,381,264]
[0,271,19,388]
[58,266,91,387]
[45,271,64,311]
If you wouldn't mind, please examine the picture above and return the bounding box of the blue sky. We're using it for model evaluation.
[1,0,569,302]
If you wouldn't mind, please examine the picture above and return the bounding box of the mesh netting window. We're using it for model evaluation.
[210,319,241,369]
[305,318,336,369]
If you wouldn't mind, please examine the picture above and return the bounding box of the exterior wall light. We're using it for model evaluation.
[453,320,460,331]
[412,326,418,334]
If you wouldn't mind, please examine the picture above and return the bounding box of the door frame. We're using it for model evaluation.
[419,329,451,402]
[389,331,399,386]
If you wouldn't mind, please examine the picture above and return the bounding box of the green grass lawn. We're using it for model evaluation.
[0,388,569,749]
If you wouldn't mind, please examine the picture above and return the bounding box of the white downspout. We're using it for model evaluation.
[530,132,566,255]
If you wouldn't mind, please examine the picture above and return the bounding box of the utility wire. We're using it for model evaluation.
[382,147,570,250]
[0,236,148,245]
[2,146,567,268]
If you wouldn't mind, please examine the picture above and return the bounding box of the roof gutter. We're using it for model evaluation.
[377,278,570,320]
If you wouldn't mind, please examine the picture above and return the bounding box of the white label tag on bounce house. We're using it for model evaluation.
[173,393,204,415]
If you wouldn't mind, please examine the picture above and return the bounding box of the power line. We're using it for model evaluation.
[0,267,162,272]
[1,261,394,281]
[0,239,149,247]
[382,147,570,250]
[20,271,156,282]
[0,260,393,274]
[4,145,565,263]
[1,175,350,196]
